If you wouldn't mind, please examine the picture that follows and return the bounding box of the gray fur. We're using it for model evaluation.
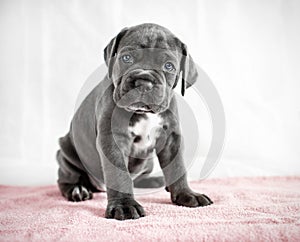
[57,23,212,220]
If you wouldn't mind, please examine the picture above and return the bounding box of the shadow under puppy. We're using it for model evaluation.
[56,23,213,220]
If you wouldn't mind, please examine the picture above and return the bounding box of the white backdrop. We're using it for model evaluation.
[0,0,299,185]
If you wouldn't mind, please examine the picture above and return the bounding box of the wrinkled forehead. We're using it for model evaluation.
[119,27,180,51]
[118,47,180,61]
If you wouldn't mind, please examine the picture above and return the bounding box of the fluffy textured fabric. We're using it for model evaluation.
[0,177,299,241]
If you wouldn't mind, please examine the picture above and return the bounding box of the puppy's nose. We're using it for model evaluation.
[134,79,153,92]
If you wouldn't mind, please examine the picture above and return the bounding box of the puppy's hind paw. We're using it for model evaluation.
[65,185,93,202]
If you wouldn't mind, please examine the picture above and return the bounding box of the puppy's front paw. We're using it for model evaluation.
[172,191,213,207]
[105,198,145,220]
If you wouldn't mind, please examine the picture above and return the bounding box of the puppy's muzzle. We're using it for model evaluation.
[116,69,166,113]
[134,79,153,93]
[121,70,158,95]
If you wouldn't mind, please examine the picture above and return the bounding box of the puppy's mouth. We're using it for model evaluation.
[125,102,155,114]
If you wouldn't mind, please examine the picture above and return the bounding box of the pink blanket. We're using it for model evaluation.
[0,177,299,241]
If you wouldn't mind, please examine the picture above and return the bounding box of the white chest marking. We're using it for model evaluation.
[129,113,163,150]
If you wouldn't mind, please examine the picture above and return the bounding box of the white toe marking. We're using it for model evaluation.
[81,186,88,195]
[72,186,80,196]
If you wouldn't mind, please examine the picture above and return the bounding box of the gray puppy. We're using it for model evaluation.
[56,23,213,220]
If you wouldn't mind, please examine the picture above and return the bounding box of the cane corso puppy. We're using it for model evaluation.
[56,23,213,220]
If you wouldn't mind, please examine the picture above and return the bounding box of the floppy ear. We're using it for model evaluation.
[179,43,198,96]
[104,27,128,78]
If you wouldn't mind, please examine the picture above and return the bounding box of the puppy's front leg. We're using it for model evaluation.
[157,132,213,207]
[96,130,145,220]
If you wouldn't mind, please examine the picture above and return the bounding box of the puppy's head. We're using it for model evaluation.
[104,23,197,113]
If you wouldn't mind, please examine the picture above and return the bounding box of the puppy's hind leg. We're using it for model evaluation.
[56,134,97,202]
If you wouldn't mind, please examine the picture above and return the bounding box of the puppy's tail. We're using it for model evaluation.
[133,176,165,188]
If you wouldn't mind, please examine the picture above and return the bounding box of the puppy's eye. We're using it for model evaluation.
[121,54,133,63]
[164,62,175,72]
